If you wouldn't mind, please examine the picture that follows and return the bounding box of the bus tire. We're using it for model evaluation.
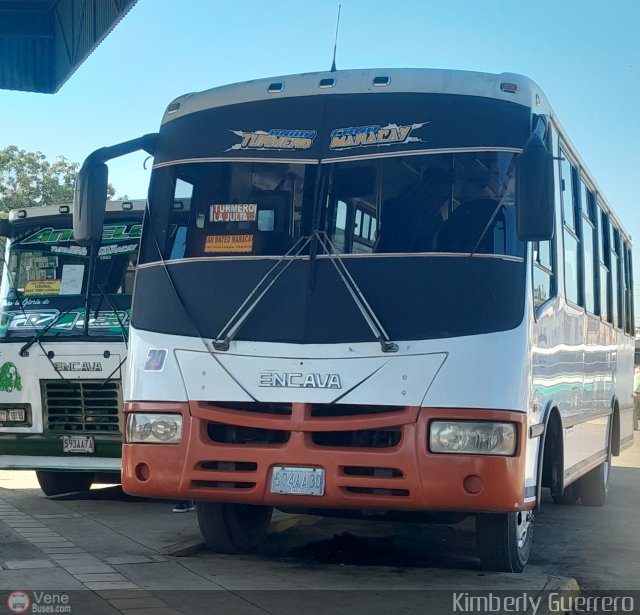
[551,480,580,505]
[36,471,94,496]
[196,502,272,554]
[578,459,610,507]
[579,423,612,507]
[476,510,534,573]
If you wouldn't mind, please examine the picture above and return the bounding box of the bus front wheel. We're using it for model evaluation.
[476,510,534,573]
[196,502,273,554]
[36,471,94,496]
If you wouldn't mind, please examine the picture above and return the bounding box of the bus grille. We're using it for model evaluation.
[43,380,121,433]
[201,401,411,449]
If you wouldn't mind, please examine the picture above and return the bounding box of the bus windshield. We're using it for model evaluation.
[134,151,526,345]
[0,219,139,339]
[157,151,523,261]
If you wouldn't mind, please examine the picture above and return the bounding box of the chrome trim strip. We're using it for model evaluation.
[319,146,523,164]
[137,252,525,270]
[153,157,318,168]
[152,147,523,169]
[561,410,612,428]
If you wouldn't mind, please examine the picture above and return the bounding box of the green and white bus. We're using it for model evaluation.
[0,200,143,495]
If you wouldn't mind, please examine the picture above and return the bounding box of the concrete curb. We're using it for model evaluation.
[530,576,580,615]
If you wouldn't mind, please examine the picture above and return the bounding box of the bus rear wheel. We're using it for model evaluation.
[579,422,612,507]
[196,502,273,554]
[36,471,94,496]
[551,480,580,505]
[476,510,534,573]
[578,458,610,506]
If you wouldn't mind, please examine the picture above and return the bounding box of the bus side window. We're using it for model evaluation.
[533,240,554,310]
[118,253,138,294]
[598,205,611,322]
[580,179,597,315]
[169,226,187,260]
[332,200,348,252]
[560,150,581,306]
[352,202,376,254]
[253,192,293,255]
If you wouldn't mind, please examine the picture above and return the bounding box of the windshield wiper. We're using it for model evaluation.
[19,306,76,357]
[315,231,398,353]
[212,235,313,351]
[0,257,78,391]
[94,282,129,347]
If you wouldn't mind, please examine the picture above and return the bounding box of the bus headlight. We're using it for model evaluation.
[429,421,516,455]
[126,413,182,444]
[0,405,31,426]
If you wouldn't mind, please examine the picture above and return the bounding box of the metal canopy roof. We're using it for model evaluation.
[0,0,138,94]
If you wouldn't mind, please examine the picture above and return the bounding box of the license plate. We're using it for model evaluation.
[270,466,325,496]
[63,435,95,454]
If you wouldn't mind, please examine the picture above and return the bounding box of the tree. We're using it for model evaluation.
[0,146,115,217]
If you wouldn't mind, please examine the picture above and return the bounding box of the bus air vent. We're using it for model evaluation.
[206,421,290,445]
[343,487,409,497]
[319,78,336,88]
[372,76,390,87]
[500,82,518,93]
[43,381,121,433]
[206,401,292,416]
[311,428,401,448]
[310,404,403,418]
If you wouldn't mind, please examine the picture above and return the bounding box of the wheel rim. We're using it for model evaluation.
[515,511,534,550]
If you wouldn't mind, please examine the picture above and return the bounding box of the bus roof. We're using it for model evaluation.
[161,68,550,125]
[160,67,629,242]
[7,199,146,223]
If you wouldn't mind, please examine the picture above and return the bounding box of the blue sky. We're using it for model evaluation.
[2,0,639,300]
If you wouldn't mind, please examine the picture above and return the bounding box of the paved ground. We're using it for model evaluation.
[1,438,638,614]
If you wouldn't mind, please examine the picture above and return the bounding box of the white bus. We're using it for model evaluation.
[73,69,634,572]
[0,200,144,495]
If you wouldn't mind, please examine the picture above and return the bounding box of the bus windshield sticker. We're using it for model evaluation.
[144,348,167,372]
[204,234,254,253]
[210,203,257,223]
[0,361,22,392]
[329,121,429,150]
[98,243,138,257]
[51,245,88,256]
[19,223,142,246]
[226,128,317,152]
[59,264,85,295]
[24,280,61,296]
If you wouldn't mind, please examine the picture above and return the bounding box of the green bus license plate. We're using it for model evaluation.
[270,466,325,496]
[63,435,95,454]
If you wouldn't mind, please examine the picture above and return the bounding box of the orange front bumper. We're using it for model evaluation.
[122,401,530,513]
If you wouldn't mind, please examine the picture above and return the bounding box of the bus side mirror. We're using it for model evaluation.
[0,219,11,238]
[73,159,108,247]
[516,133,554,242]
